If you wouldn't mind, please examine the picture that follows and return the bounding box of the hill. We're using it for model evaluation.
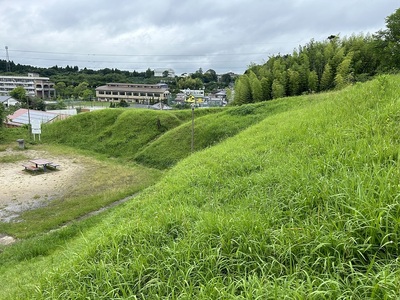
[42,99,314,169]
[1,75,400,298]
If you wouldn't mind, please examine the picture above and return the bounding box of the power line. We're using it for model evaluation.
[7,55,259,64]
[2,46,268,73]
[7,48,269,58]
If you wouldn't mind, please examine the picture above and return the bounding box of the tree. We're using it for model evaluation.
[177,77,203,90]
[271,58,287,97]
[298,53,310,92]
[32,98,46,111]
[287,69,300,96]
[248,71,262,102]
[374,8,400,71]
[10,86,27,102]
[55,82,67,98]
[220,73,232,86]
[0,103,5,128]
[117,99,129,107]
[225,87,233,103]
[261,77,272,101]
[233,75,251,105]
[330,47,345,74]
[320,64,333,91]
[204,69,218,83]
[308,70,318,92]
[82,89,94,101]
[73,82,89,98]
[271,79,285,99]
[334,52,353,89]
[65,85,74,98]
[145,68,154,78]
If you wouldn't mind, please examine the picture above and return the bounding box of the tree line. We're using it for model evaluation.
[233,8,400,105]
[0,61,235,102]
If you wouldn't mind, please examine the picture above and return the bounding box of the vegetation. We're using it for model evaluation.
[0,103,4,129]
[0,63,235,102]
[1,7,400,299]
[233,8,400,104]
[41,100,315,170]
[0,74,400,298]
[41,107,222,164]
[9,86,48,110]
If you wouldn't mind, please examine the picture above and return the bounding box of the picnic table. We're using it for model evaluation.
[30,158,53,171]
[22,159,60,173]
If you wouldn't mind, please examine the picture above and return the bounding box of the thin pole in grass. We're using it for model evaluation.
[191,103,195,153]
[27,96,32,141]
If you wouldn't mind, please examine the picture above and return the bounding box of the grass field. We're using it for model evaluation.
[1,75,400,298]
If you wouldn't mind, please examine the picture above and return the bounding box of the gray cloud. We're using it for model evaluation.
[1,0,398,74]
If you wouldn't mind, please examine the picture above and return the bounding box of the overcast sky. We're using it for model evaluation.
[0,0,398,75]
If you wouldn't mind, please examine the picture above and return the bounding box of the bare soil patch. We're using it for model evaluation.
[0,148,86,223]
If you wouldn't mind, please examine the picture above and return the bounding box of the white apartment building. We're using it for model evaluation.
[95,83,170,103]
[0,73,55,98]
[154,68,175,78]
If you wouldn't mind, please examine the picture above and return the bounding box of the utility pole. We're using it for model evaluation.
[191,104,195,153]
[5,46,10,72]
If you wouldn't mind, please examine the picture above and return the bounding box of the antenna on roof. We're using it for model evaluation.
[5,46,10,72]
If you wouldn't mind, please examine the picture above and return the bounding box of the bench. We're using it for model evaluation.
[47,163,60,169]
[22,164,39,173]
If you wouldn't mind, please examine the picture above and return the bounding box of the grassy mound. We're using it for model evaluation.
[43,99,315,169]
[2,75,400,298]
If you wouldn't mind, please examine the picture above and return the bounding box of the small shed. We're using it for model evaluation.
[0,96,19,107]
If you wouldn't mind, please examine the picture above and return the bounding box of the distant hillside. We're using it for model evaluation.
[2,75,400,298]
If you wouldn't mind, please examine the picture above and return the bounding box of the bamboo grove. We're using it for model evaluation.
[233,7,400,105]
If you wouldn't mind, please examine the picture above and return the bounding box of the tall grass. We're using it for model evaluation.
[2,75,400,299]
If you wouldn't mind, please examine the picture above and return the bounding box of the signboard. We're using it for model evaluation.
[31,120,41,134]
[32,128,41,134]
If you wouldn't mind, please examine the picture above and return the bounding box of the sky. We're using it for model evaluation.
[0,0,399,75]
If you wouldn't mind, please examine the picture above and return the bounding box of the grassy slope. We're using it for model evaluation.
[41,107,222,161]
[134,98,313,169]
[42,100,314,169]
[3,75,400,298]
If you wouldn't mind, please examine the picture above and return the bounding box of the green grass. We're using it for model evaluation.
[2,75,400,298]
[0,126,30,145]
[0,153,28,163]
[44,97,316,170]
[41,108,221,162]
